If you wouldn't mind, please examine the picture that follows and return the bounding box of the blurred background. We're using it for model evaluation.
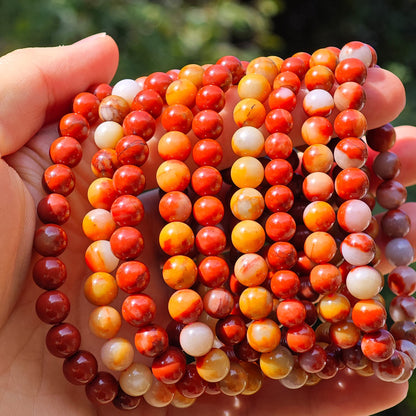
[0,0,415,414]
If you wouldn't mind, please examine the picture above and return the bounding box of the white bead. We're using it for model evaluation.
[100,337,134,371]
[119,362,153,396]
[340,232,375,266]
[303,89,334,117]
[339,42,373,67]
[338,199,372,232]
[346,266,383,299]
[231,126,265,157]
[112,78,142,105]
[94,120,124,149]
[179,322,214,357]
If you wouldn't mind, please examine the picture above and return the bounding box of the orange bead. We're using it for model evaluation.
[89,306,122,339]
[84,272,118,306]
[239,286,273,320]
[260,345,294,379]
[179,64,204,89]
[162,255,198,290]
[230,188,265,220]
[233,98,266,128]
[156,160,191,192]
[168,289,203,324]
[304,232,337,264]
[196,348,230,382]
[231,157,265,188]
[309,263,342,294]
[85,240,119,273]
[165,78,198,107]
[231,220,266,253]
[309,48,338,71]
[87,177,118,210]
[159,222,195,256]
[247,318,281,353]
[303,201,335,232]
[158,131,192,161]
[302,144,334,173]
[301,117,333,146]
[246,57,279,85]
[82,209,117,241]
[318,293,351,323]
[329,320,361,349]
[234,253,268,287]
[238,73,271,102]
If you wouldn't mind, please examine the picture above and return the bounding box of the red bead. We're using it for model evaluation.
[91,83,112,100]
[216,55,245,84]
[264,185,294,212]
[37,193,70,225]
[85,372,118,405]
[202,64,233,91]
[198,256,229,288]
[192,139,223,167]
[286,322,316,353]
[116,261,150,294]
[277,299,306,327]
[203,288,235,319]
[161,104,193,133]
[131,89,164,118]
[267,242,297,271]
[335,58,367,85]
[216,315,247,345]
[59,112,90,142]
[280,56,307,79]
[33,224,67,256]
[176,363,207,398]
[264,158,293,186]
[361,329,395,362]
[91,148,119,178]
[115,135,149,166]
[333,109,367,139]
[335,167,369,200]
[299,344,327,373]
[365,123,396,152]
[113,165,146,196]
[265,212,296,241]
[273,71,301,94]
[310,263,342,294]
[111,194,144,226]
[264,132,293,159]
[270,269,300,298]
[122,294,156,327]
[36,290,70,324]
[152,347,187,384]
[268,87,297,112]
[351,299,387,332]
[63,350,98,385]
[193,195,224,226]
[113,391,141,411]
[45,322,81,358]
[195,85,226,112]
[195,226,227,256]
[192,110,224,139]
[143,72,173,99]
[334,81,366,111]
[159,191,192,223]
[265,109,294,134]
[88,178,118,210]
[304,65,335,91]
[73,92,100,123]
[109,226,144,260]
[122,110,156,141]
[134,324,169,357]
[43,164,75,196]
[33,257,67,290]
[49,136,83,167]
[191,166,223,196]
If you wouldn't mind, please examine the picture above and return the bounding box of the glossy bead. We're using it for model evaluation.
[158,191,191,223]
[32,257,66,290]
[376,180,407,209]
[245,318,281,353]
[93,121,124,150]
[280,56,307,79]
[231,126,265,157]
[198,255,229,288]
[196,226,226,256]
[231,220,265,253]
[391,321,416,343]
[113,165,146,196]
[156,160,190,193]
[144,71,172,98]
[352,299,386,332]
[116,261,149,294]
[59,112,89,142]
[310,263,342,294]
[346,265,383,299]
[230,188,264,220]
[319,293,351,323]
[233,98,266,128]
[286,323,316,353]
[303,89,334,117]
[260,345,294,379]
[165,78,197,107]
[162,255,197,290]
[265,184,294,212]
[63,350,98,385]
[265,211,296,241]
[111,79,141,106]
[134,324,169,358]
[381,209,410,239]
[385,238,414,266]
[84,272,118,306]
[109,226,144,261]
[119,362,153,397]
[122,110,155,141]
[334,81,366,111]
[231,156,264,188]
[333,109,367,139]
[37,188,71,225]
[270,270,300,299]
[389,296,416,322]
[180,322,214,357]
[329,320,361,349]
[264,133,293,161]
[85,372,118,405]
[143,377,175,407]
[195,84,225,112]
[304,65,335,91]
[91,82,112,100]
[335,57,368,85]
[337,199,372,232]
[122,294,156,327]
[304,232,337,264]
[192,139,223,167]
[273,71,301,94]
[191,166,223,196]
[111,195,144,227]
[217,55,245,84]
[302,144,333,173]
[335,168,369,200]
[151,346,187,384]
[115,135,149,166]
[303,201,335,232]
[234,253,268,287]
[373,350,407,382]
[239,361,263,395]
[159,222,194,256]
[161,104,193,133]
[203,287,235,319]
[396,339,416,368]
[46,323,81,358]
[277,299,306,327]
[91,148,119,178]
[310,47,338,71]
[340,232,375,266]
[238,73,271,102]
[366,123,396,152]
[87,178,118,210]
[267,242,297,270]
[196,348,231,382]
[176,363,207,399]
[340,41,373,67]
[216,315,247,346]
[36,290,70,324]
[193,195,224,226]
[265,158,293,186]
[301,117,333,146]
[157,131,191,161]
[82,209,116,241]
[49,136,82,167]
[192,110,223,140]
[268,87,297,112]
[101,337,134,372]
[203,64,232,91]
[334,137,368,169]
[265,109,294,135]
[33,224,67,257]
[168,289,203,324]
[299,344,327,373]
[43,164,75,196]
[218,361,248,396]
[302,172,334,202]
[73,91,100,122]
[85,240,119,273]
[131,89,163,118]
[388,266,416,296]
[361,329,395,362]
[88,306,122,339]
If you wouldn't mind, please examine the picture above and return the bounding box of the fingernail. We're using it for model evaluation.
[74,32,107,45]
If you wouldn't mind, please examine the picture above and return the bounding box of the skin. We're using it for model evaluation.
[0,33,415,415]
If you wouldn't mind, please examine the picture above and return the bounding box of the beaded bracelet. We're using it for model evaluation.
[33,40,416,409]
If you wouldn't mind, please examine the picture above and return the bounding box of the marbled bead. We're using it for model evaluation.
[218,361,248,396]
[101,337,134,371]
[168,289,203,324]
[329,320,361,349]
[162,255,197,290]
[196,348,231,383]
[247,56,279,85]
[159,222,194,256]
[143,377,175,407]
[152,347,187,384]
[231,220,266,253]
[93,120,124,149]
[84,272,118,305]
[303,201,335,232]
[302,144,333,173]
[239,286,273,320]
[122,294,156,327]
[333,81,366,111]
[335,167,369,200]
[304,65,335,91]
[63,350,98,385]
[198,255,229,288]
[231,156,265,188]
[89,306,122,339]
[234,253,268,286]
[246,318,281,353]
[159,191,192,223]
[87,178,118,210]
[231,126,265,157]
[265,211,296,241]
[346,265,384,299]
[131,88,164,118]
[49,136,83,167]
[59,112,90,142]
[195,226,226,256]
[352,299,387,332]
[32,257,66,290]
[113,165,146,196]
[389,296,416,322]
[116,261,150,294]
[230,188,264,220]
[180,322,214,357]
[304,232,337,264]
[298,344,327,373]
[203,288,235,319]
[111,195,144,227]
[388,266,416,296]
[340,232,376,266]
[33,224,67,257]
[91,148,119,178]
[112,78,142,105]
[381,209,411,238]
[158,131,192,161]
[116,135,149,166]
[109,226,144,261]
[98,95,130,123]
[373,151,401,180]
[119,362,153,397]
[193,196,224,226]
[333,109,367,139]
[82,208,116,241]
[376,180,407,209]
[192,167,223,197]
[134,324,169,358]
[373,350,407,382]
[238,73,271,102]
[385,238,414,266]
[260,345,294,379]
[238,361,263,395]
[36,290,70,324]
[301,117,333,146]
[361,329,395,362]
[337,199,372,233]
[339,41,373,67]
[302,172,334,202]
[216,315,247,346]
[43,164,75,196]
[85,240,119,273]
[286,323,316,353]
[310,47,338,71]
[46,322,81,358]
[334,137,368,169]
[302,89,334,117]
[233,98,266,128]
[366,123,396,152]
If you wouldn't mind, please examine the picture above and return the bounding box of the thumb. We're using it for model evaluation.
[0,33,119,156]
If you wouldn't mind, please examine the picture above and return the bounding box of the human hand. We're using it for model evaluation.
[0,34,414,416]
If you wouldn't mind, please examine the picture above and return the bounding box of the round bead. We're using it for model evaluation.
[87,178,118,210]
[346,266,383,299]
[381,209,410,238]
[329,320,361,349]
[115,135,149,166]
[131,89,164,118]
[264,132,293,159]
[218,361,248,396]
[239,286,273,320]
[267,242,297,270]
[112,78,142,105]
[46,323,81,358]
[43,164,75,196]
[265,184,294,212]
[265,211,296,241]
[304,232,337,264]
[301,117,333,146]
[234,253,269,287]
[195,226,226,256]
[202,64,232,91]
[385,238,414,266]
[304,65,335,91]
[134,324,169,358]
[109,226,144,261]
[376,180,407,209]
[233,98,266,128]
[113,165,146,196]
[352,299,387,332]
[116,261,150,294]
[82,208,116,241]
[192,110,223,139]
[94,120,124,149]
[299,344,327,373]
[246,318,281,353]
[303,201,335,232]
[231,220,266,253]
[195,84,225,112]
[49,136,83,167]
[159,222,194,256]
[334,81,366,111]
[286,323,316,353]
[63,350,98,385]
[231,156,264,188]
[101,337,134,371]
[389,296,416,322]
[337,199,372,232]
[302,144,333,173]
[388,266,416,296]
[85,240,119,273]
[192,139,223,167]
[260,345,294,379]
[85,372,118,405]
[122,294,156,327]
[198,255,229,288]
[168,289,203,324]
[36,290,70,324]
[161,104,193,133]
[32,257,67,290]
[84,272,118,306]
[111,195,144,227]
[156,160,190,193]
[143,377,175,407]
[59,112,89,142]
[303,89,334,117]
[335,168,369,200]
[230,188,264,220]
[159,191,192,223]
[340,232,376,266]
[158,131,192,161]
[196,348,231,382]
[310,47,338,71]
[366,123,396,152]
[309,263,342,294]
[88,306,122,339]
[162,255,197,290]
[361,329,395,362]
[333,109,367,139]
[334,137,368,169]
[318,293,351,323]
[268,87,297,112]
[339,41,373,67]
[302,172,334,202]
[232,126,265,157]
[119,362,153,397]
[180,322,214,357]
[193,196,224,226]
[270,269,300,299]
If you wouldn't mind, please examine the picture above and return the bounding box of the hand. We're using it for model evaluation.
[0,34,413,416]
